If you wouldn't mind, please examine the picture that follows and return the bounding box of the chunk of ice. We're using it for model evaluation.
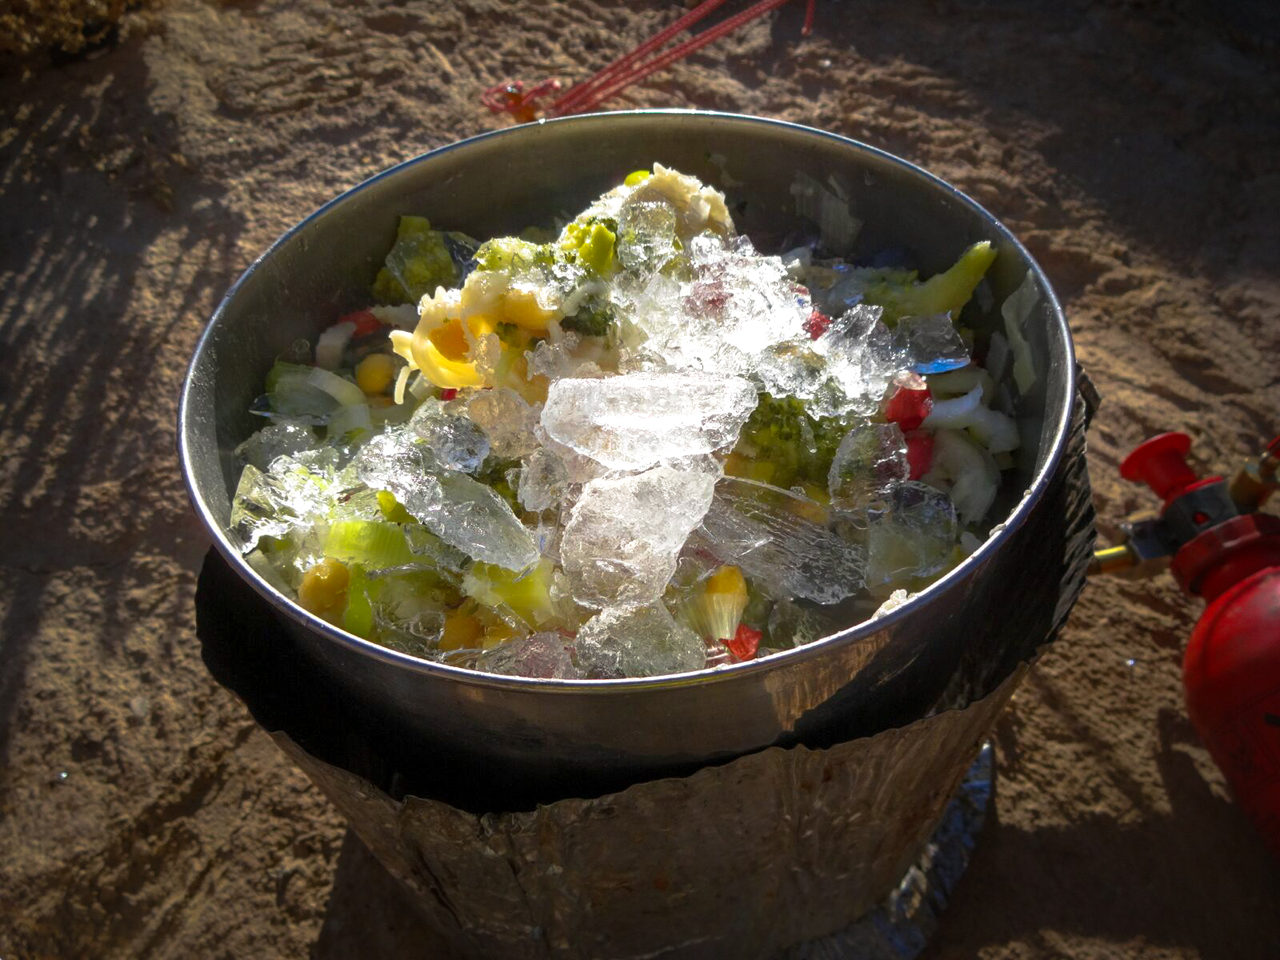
[766,597,843,649]
[573,602,707,678]
[476,632,582,679]
[230,455,335,552]
[355,429,538,571]
[560,464,717,608]
[235,419,318,471]
[865,480,959,590]
[517,445,568,513]
[828,422,908,515]
[465,388,541,459]
[616,236,817,395]
[408,398,489,474]
[813,305,907,417]
[541,371,757,471]
[894,314,971,374]
[691,477,865,604]
[617,200,680,275]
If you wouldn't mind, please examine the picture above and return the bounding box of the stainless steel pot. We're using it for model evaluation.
[180,111,1078,805]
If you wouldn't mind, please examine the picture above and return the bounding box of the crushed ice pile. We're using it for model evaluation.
[230,164,1026,679]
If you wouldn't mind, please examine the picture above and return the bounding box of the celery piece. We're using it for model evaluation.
[863,241,997,324]
[343,564,375,638]
[305,366,366,407]
[325,520,416,571]
[462,558,557,628]
[376,490,413,524]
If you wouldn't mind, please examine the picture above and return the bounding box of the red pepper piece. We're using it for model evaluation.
[906,431,934,480]
[884,384,933,432]
[339,309,384,338]
[804,309,831,340]
[439,388,458,401]
[726,623,762,662]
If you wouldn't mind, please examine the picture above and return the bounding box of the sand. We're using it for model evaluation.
[1,0,1278,956]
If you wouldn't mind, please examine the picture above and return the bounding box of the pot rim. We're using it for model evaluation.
[178,108,1074,695]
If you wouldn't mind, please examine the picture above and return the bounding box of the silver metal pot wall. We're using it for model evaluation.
[180,111,1079,805]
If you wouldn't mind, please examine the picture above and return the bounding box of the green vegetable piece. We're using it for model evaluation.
[575,221,616,275]
[265,361,341,419]
[373,215,462,304]
[560,291,615,337]
[862,241,997,324]
[264,360,308,394]
[376,490,413,524]
[624,169,651,187]
[343,564,375,638]
[325,520,416,570]
[731,393,854,490]
[462,558,557,628]
[472,236,555,274]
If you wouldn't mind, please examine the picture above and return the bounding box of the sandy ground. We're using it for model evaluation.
[2,0,1278,957]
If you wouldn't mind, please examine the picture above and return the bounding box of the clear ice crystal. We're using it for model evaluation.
[618,237,814,391]
[465,388,541,459]
[865,480,959,590]
[560,464,717,608]
[766,598,843,649]
[475,632,581,679]
[691,477,865,604]
[230,454,338,552]
[573,602,707,678]
[355,429,538,571]
[235,419,318,471]
[894,314,971,374]
[813,305,907,417]
[617,200,680,274]
[540,371,757,471]
[526,335,605,382]
[408,398,490,473]
[828,422,908,515]
[517,445,569,513]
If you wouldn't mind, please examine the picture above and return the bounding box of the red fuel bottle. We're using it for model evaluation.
[1118,434,1280,856]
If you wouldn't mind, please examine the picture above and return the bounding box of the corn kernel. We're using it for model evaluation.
[298,558,349,620]
[705,565,747,599]
[355,353,396,395]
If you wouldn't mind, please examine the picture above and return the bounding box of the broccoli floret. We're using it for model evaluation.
[730,393,853,490]
[472,236,556,274]
[560,291,615,337]
[560,217,618,276]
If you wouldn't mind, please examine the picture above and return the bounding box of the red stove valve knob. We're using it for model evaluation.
[1180,514,1280,860]
[1120,432,1221,507]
